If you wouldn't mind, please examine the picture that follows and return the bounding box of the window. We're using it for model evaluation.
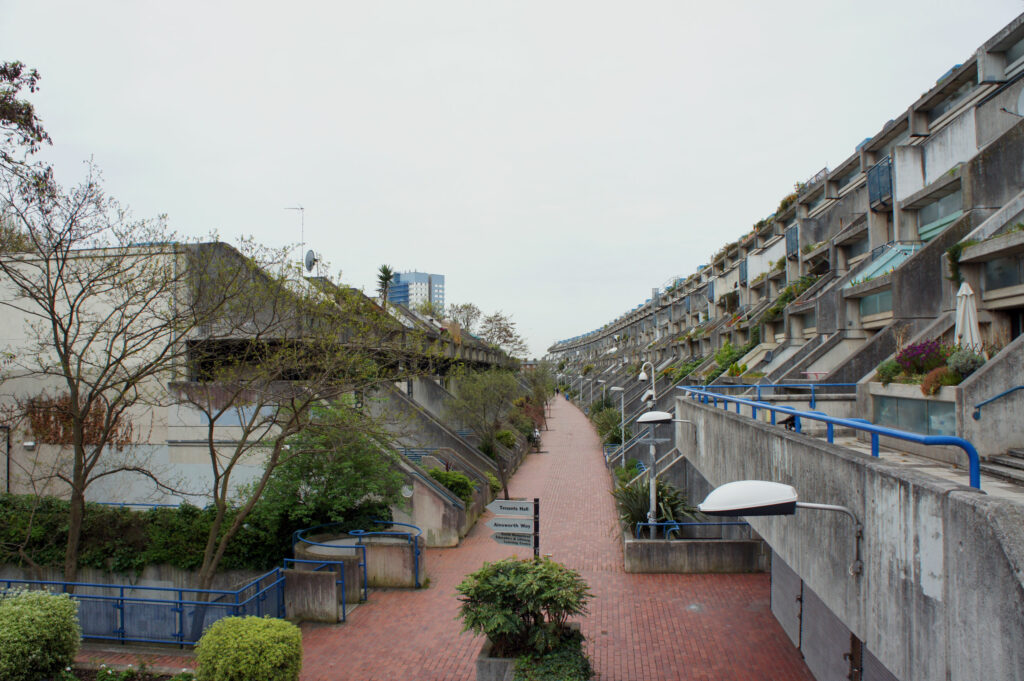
[833,167,859,192]
[859,289,893,317]
[918,189,963,241]
[984,255,1024,290]
[804,311,816,329]
[927,80,976,123]
[874,396,955,436]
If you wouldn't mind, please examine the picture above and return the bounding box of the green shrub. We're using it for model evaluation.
[875,359,901,386]
[591,407,626,445]
[0,589,81,681]
[612,479,699,537]
[495,429,517,449]
[195,616,302,681]
[456,557,591,658]
[428,468,477,506]
[613,459,642,487]
[514,630,593,680]
[485,472,503,495]
[947,350,985,378]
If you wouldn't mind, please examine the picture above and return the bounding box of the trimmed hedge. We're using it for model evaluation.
[0,589,81,681]
[196,616,302,681]
[427,468,477,506]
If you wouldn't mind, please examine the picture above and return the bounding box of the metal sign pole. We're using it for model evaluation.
[533,498,540,558]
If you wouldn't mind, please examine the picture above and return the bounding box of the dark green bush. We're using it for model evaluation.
[0,589,81,681]
[612,479,699,536]
[514,630,593,680]
[485,472,503,495]
[875,358,901,386]
[428,468,477,506]
[195,616,302,681]
[613,459,642,487]
[457,557,591,657]
[495,429,517,449]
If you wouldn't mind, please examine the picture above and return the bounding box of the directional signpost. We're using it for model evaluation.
[486,497,539,557]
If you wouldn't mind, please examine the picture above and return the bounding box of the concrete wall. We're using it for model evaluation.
[392,471,466,547]
[623,537,767,573]
[283,569,339,622]
[675,394,1024,681]
[958,334,1024,458]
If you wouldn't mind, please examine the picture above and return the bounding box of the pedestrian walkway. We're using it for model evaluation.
[79,397,813,680]
[300,397,812,681]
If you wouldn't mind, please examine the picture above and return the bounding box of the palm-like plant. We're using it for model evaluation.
[377,264,395,305]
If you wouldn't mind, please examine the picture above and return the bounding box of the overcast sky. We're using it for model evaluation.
[3,1,1022,357]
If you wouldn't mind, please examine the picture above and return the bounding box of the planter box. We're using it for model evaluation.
[475,623,581,681]
[868,381,957,402]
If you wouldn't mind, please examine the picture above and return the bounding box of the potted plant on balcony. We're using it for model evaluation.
[457,556,593,681]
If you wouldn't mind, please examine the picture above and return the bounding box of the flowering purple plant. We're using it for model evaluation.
[896,339,947,374]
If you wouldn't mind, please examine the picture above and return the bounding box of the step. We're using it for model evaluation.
[979,462,1024,485]
[1007,448,1024,460]
[991,454,1024,472]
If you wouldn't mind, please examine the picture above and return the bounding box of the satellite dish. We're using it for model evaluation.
[304,250,318,273]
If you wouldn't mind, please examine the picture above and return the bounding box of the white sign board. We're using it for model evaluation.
[485,499,535,516]
[486,517,534,534]
[492,532,534,547]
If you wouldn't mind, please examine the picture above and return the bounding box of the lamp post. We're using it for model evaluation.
[609,386,626,463]
[638,360,656,407]
[597,379,606,403]
[698,480,863,575]
[637,410,673,538]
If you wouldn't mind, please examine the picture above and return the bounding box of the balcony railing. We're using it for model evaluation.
[867,155,893,210]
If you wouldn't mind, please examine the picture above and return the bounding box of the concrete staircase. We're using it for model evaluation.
[980,448,1024,485]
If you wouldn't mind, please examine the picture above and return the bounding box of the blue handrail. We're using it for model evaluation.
[293,524,369,601]
[682,382,858,409]
[679,386,982,490]
[634,520,749,539]
[350,520,423,589]
[973,385,1024,420]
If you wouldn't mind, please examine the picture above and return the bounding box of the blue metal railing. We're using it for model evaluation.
[973,386,1024,420]
[0,568,285,646]
[634,521,750,539]
[687,382,858,409]
[679,386,982,489]
[283,559,347,622]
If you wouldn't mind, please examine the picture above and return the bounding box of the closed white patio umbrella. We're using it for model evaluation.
[954,282,983,353]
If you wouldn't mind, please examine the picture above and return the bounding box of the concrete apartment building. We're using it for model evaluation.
[549,13,1024,681]
[387,271,445,311]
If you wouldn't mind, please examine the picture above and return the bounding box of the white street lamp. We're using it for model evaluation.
[638,360,656,406]
[698,480,863,575]
[637,410,673,538]
[597,378,607,402]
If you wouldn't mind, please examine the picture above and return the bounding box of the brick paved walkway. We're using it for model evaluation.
[79,398,813,680]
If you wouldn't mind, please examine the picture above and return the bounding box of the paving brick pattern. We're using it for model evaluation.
[80,398,814,680]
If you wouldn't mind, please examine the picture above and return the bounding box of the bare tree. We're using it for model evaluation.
[479,311,529,359]
[0,164,256,582]
[170,258,427,635]
[446,302,482,335]
[443,367,523,499]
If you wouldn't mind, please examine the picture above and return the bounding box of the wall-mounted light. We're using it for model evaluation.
[23,441,36,451]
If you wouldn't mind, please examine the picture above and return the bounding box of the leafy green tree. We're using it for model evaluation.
[257,401,404,529]
[479,311,529,358]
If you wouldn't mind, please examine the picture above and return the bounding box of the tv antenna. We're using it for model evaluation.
[285,205,305,263]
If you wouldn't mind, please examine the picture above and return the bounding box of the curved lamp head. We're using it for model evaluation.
[641,389,655,403]
[609,386,624,393]
[638,370,648,382]
[698,480,798,517]
[637,410,673,425]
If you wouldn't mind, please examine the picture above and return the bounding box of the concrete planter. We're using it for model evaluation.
[475,623,582,681]
[867,381,958,401]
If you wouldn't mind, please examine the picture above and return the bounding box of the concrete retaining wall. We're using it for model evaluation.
[283,569,339,622]
[675,394,1024,681]
[623,537,767,573]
